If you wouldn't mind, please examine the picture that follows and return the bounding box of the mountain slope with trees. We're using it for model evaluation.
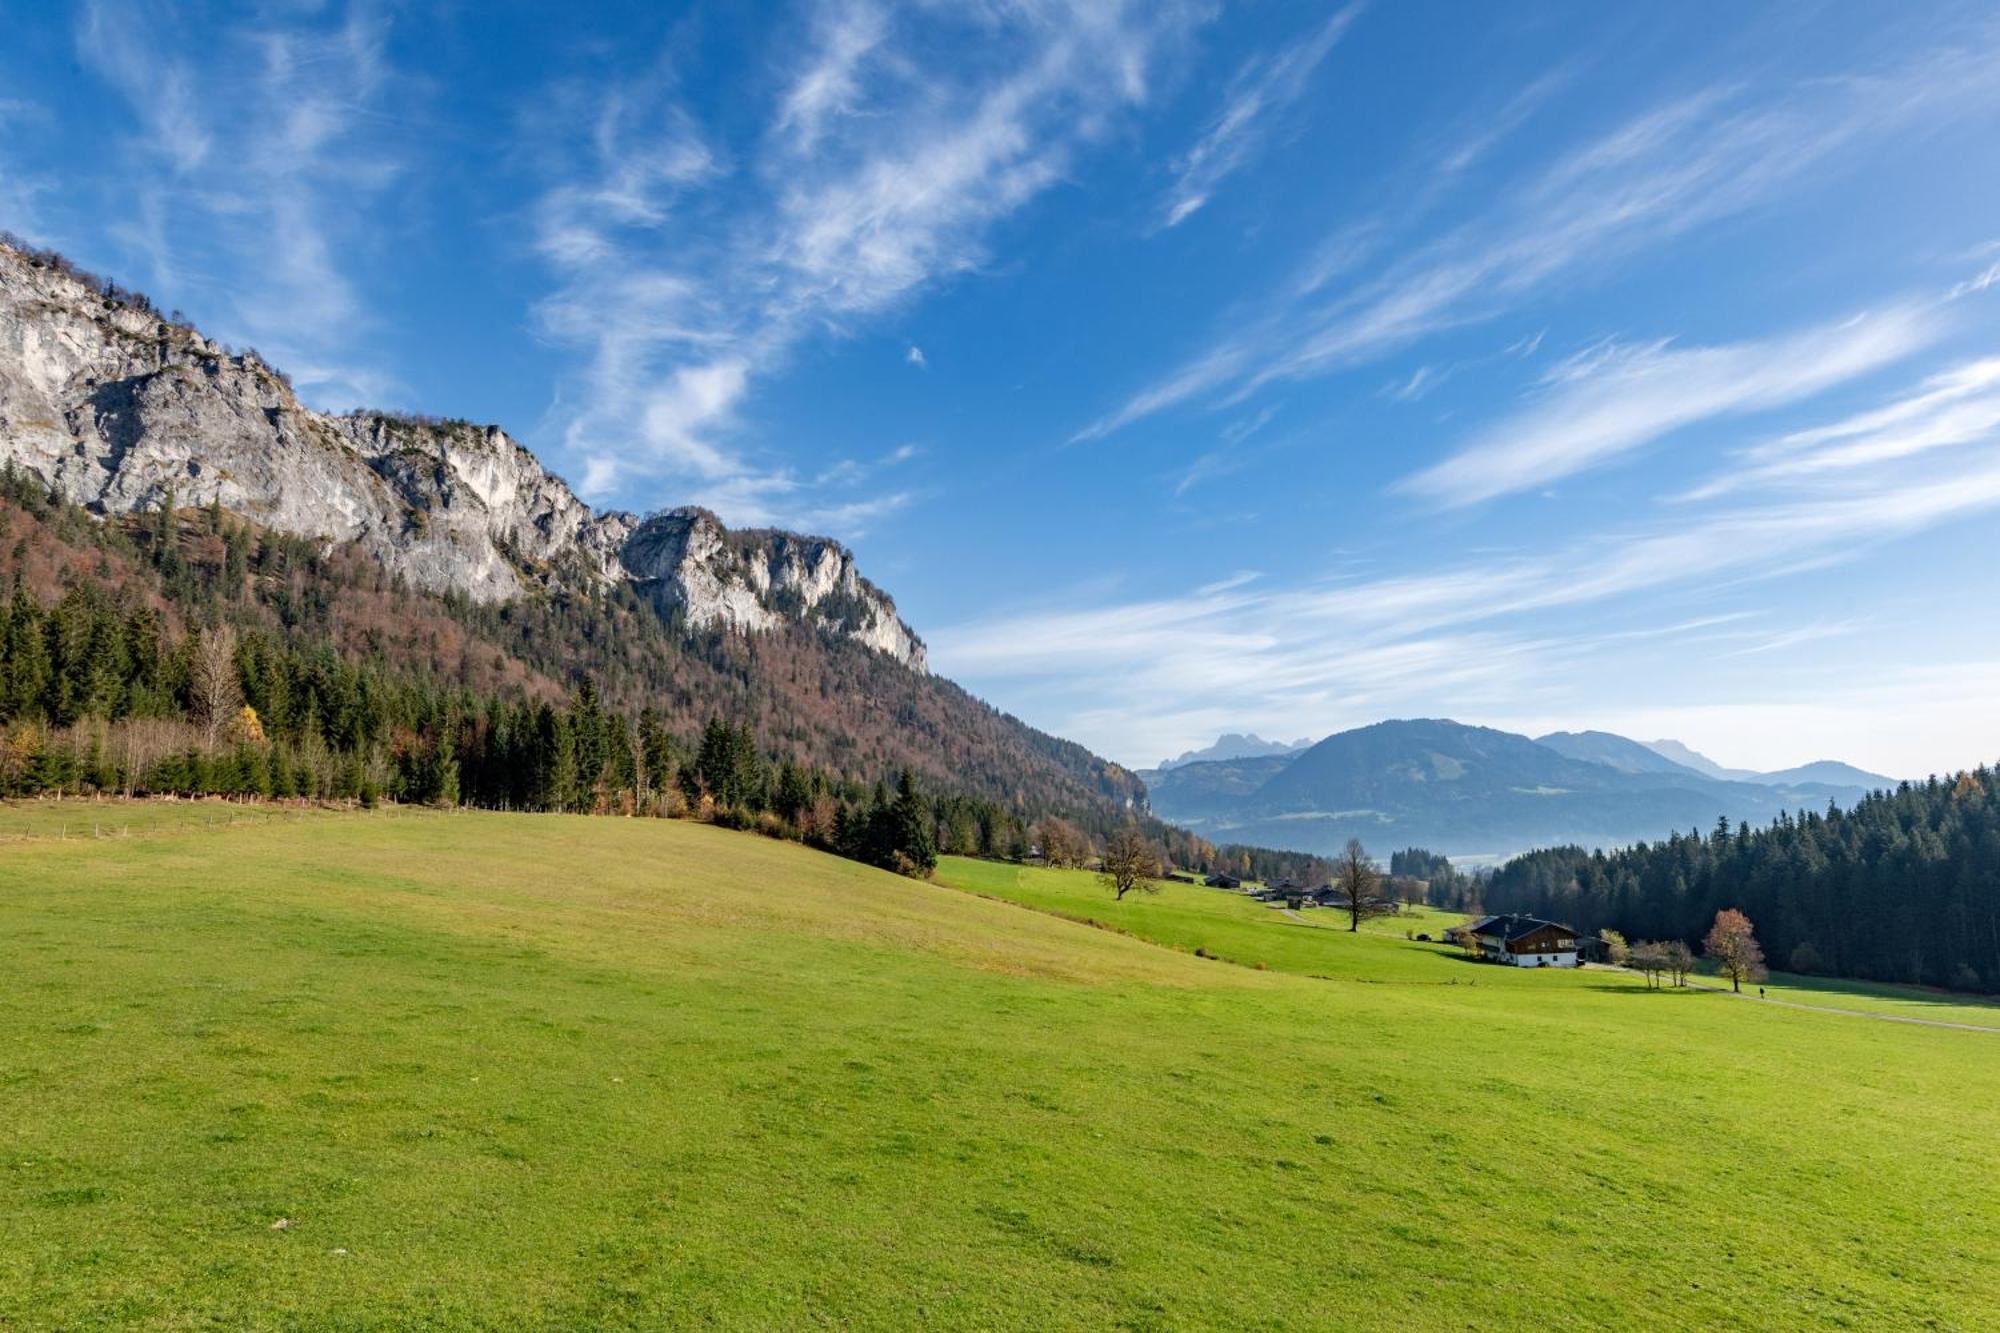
[1147,718,1888,859]
[1482,772,2000,992]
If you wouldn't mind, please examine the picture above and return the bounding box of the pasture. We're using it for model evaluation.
[2,804,1996,1329]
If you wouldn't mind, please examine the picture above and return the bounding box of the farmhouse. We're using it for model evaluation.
[1465,914,1582,968]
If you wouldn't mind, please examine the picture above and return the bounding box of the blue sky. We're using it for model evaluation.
[6,2,2000,777]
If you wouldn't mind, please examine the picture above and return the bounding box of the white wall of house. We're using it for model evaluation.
[1499,949,1578,968]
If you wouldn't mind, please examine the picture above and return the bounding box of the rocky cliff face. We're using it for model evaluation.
[0,239,925,670]
[624,508,926,670]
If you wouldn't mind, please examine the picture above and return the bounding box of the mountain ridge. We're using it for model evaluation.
[1154,732,1312,771]
[1637,738,1896,790]
[1148,718,1893,860]
[0,236,1201,838]
[0,237,925,670]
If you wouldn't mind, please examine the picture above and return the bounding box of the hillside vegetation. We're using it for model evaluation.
[0,467,1144,834]
[3,804,1998,1329]
[1147,718,1881,860]
[1484,771,2000,994]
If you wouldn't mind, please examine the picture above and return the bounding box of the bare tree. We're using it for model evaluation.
[1663,940,1695,988]
[1630,940,1669,989]
[1034,816,1090,869]
[1098,824,1163,901]
[1703,909,1767,993]
[189,625,240,747]
[1329,838,1393,932]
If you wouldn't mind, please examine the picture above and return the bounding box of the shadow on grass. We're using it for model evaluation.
[1581,984,1709,996]
[1764,970,2000,1013]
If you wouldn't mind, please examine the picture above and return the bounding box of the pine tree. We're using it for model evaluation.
[890,769,936,874]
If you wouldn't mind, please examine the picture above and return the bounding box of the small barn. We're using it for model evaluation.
[1464,914,1582,968]
[1205,873,1243,890]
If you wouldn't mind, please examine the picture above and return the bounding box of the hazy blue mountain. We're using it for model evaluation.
[1535,730,1709,777]
[1155,733,1312,771]
[1145,718,1874,862]
[1641,739,1894,790]
[1640,738,1759,781]
[1753,760,1897,790]
[1142,754,1295,802]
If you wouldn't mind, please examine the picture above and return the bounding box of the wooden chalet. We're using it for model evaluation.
[1464,914,1582,968]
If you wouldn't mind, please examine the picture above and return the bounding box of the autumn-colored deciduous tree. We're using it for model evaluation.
[226,704,266,746]
[1034,816,1090,869]
[1599,929,1630,966]
[1703,909,1767,993]
[1098,824,1163,901]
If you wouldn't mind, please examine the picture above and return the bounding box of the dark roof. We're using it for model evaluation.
[1467,914,1577,945]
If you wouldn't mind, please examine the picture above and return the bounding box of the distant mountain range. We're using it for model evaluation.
[1628,736,1892,790]
[1155,733,1313,771]
[1141,720,1899,862]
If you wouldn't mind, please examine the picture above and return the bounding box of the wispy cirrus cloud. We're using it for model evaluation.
[531,0,1209,527]
[934,440,2000,763]
[0,98,53,239]
[1400,302,1943,507]
[63,0,411,409]
[1682,355,2000,501]
[1083,30,2000,440]
[1158,4,1363,229]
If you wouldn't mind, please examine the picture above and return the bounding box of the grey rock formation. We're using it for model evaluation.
[624,508,926,671]
[0,239,925,670]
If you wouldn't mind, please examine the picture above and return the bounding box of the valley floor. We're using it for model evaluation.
[2,803,1997,1330]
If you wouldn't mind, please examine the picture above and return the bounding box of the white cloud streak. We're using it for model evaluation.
[934,438,2000,764]
[1084,31,2000,439]
[1401,302,1944,507]
[69,1,409,409]
[1682,356,2000,500]
[532,0,1208,528]
[1159,4,1362,228]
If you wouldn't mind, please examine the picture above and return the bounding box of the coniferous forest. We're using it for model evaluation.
[8,461,2000,988]
[1483,778,2000,992]
[0,467,1286,881]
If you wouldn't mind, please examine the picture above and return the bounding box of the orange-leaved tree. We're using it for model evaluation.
[1703,909,1767,993]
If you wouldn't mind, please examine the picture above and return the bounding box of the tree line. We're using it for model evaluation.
[1481,776,2000,993]
[0,471,1330,886]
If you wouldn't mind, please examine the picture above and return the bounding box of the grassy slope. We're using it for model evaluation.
[1735,971,2000,1026]
[952,858,2000,1027]
[0,808,1994,1330]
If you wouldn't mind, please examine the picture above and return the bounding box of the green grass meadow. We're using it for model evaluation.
[3,804,1998,1329]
